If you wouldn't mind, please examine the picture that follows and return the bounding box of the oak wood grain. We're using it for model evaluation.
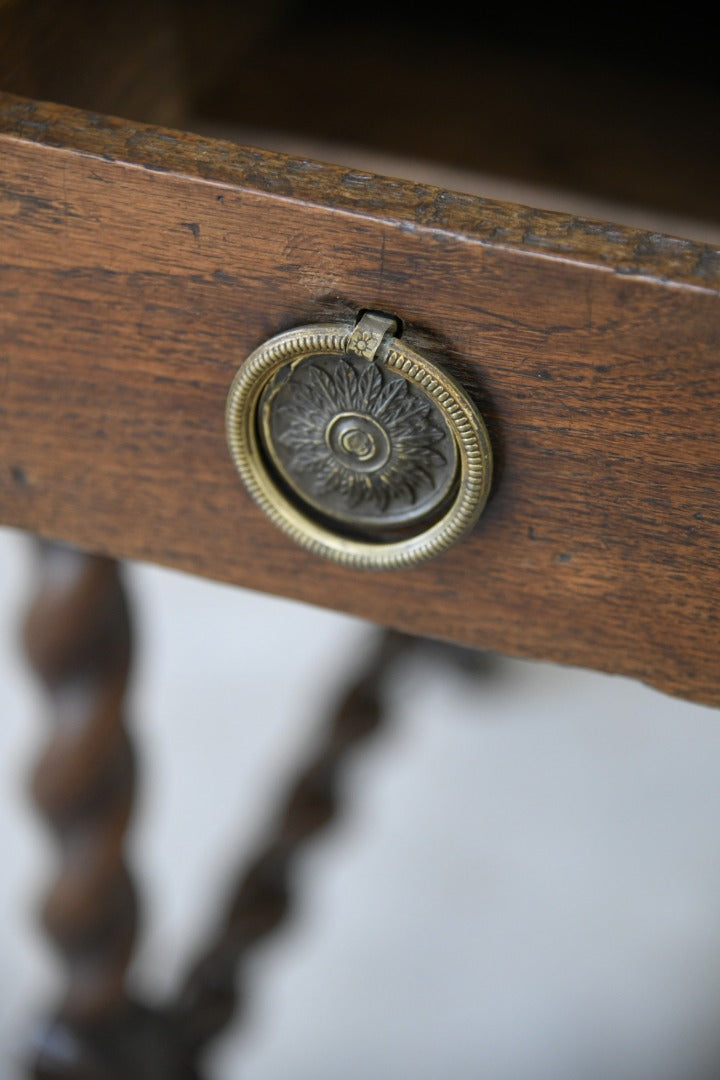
[1,93,719,705]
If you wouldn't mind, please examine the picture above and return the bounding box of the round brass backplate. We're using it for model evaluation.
[225,313,492,569]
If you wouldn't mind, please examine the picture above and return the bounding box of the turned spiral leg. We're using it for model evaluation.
[173,629,412,1059]
[24,542,138,1028]
[20,544,490,1075]
[21,542,173,1079]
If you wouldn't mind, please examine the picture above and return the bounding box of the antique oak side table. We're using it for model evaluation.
[1,4,719,1076]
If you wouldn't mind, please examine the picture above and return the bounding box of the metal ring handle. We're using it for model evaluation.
[225,313,492,570]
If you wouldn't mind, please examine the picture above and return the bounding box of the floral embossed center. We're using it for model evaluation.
[259,354,458,531]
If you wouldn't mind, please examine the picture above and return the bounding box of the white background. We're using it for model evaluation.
[2,525,720,1080]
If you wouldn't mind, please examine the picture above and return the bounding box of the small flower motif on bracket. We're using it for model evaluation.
[350,329,379,359]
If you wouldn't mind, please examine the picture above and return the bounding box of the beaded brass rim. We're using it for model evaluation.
[225,316,492,570]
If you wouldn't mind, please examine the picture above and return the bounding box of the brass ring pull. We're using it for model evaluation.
[226,312,492,569]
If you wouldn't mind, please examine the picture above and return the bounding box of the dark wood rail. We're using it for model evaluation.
[1,92,719,705]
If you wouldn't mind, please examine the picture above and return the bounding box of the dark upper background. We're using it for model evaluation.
[1,1,718,225]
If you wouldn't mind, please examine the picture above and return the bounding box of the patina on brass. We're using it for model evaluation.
[226,313,492,569]
[259,349,459,533]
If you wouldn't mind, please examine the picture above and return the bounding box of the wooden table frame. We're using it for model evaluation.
[1,8,719,1073]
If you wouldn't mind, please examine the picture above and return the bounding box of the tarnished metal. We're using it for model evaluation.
[346,311,397,360]
[259,350,459,531]
[226,312,493,569]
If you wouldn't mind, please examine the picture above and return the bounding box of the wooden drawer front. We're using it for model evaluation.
[1,94,719,705]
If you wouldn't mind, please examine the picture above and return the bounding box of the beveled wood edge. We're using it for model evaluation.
[1,90,719,295]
